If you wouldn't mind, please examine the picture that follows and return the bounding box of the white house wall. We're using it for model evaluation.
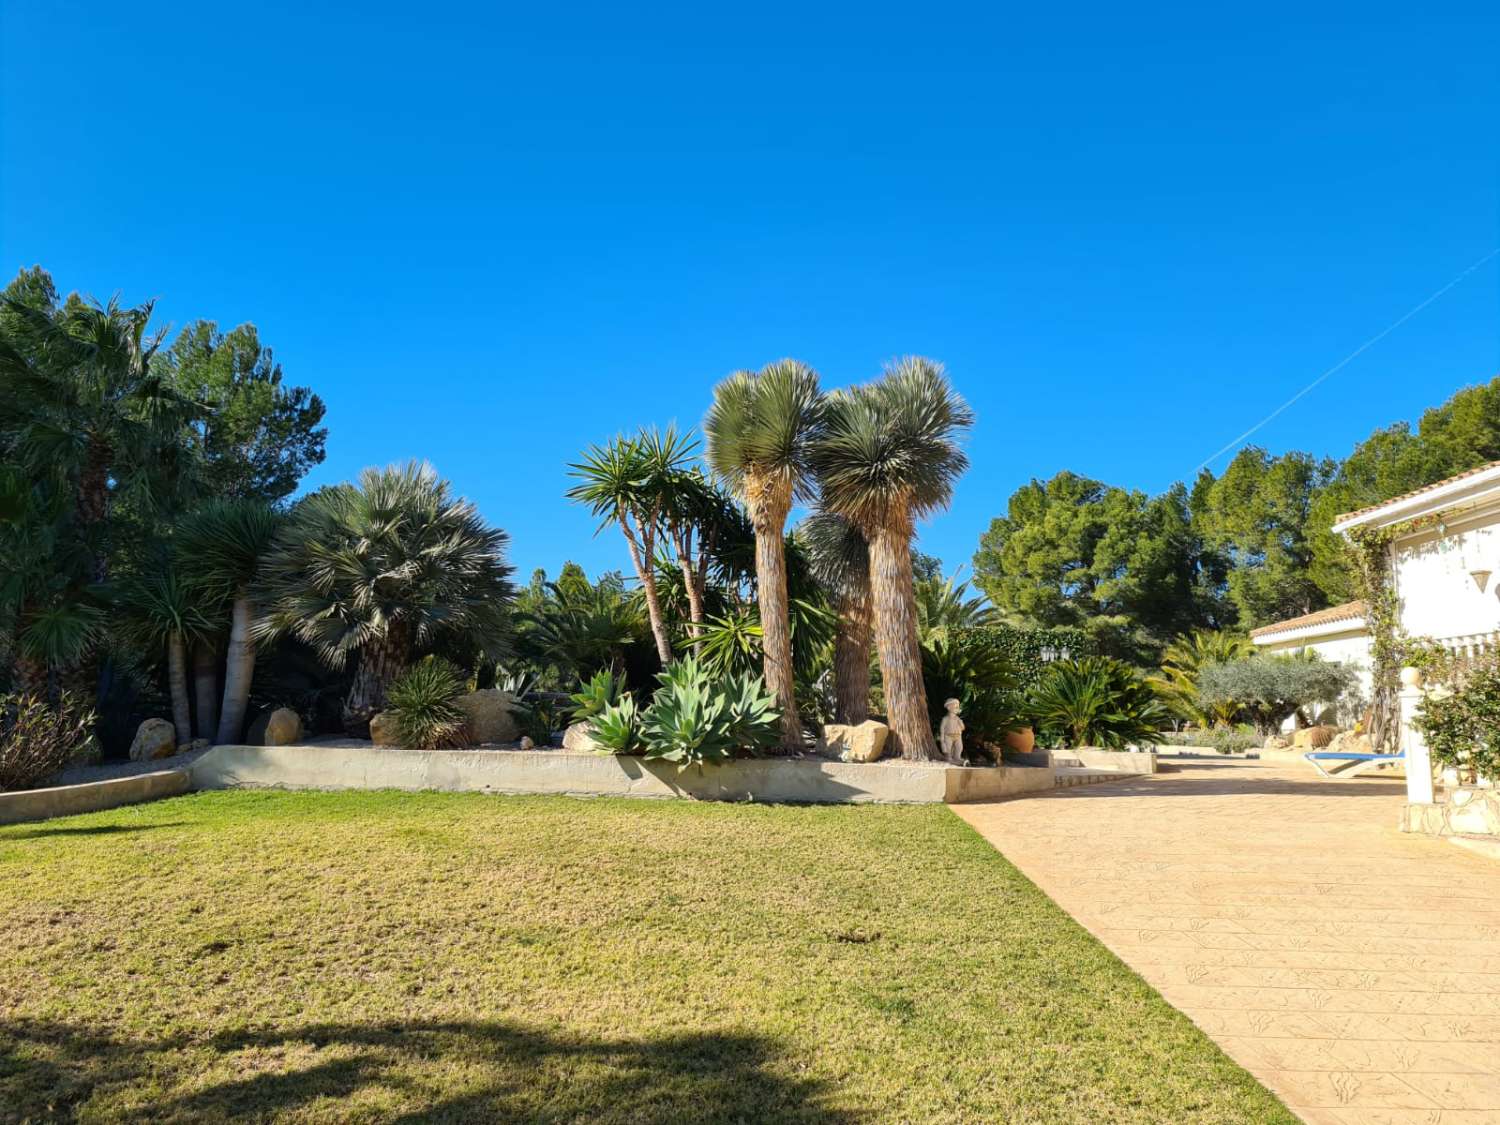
[1393,503,1500,645]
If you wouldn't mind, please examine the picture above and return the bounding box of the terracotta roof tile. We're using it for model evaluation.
[1250,601,1368,639]
[1335,460,1500,524]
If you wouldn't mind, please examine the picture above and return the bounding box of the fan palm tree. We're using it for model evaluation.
[177,500,282,743]
[111,559,217,744]
[799,512,872,724]
[1147,629,1252,728]
[704,360,824,751]
[810,358,973,760]
[256,463,514,734]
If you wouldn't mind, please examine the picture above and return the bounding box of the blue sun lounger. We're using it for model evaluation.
[1303,748,1405,779]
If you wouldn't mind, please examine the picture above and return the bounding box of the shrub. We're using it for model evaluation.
[1197,655,1355,735]
[982,625,1095,688]
[639,657,781,766]
[1155,728,1262,754]
[385,659,469,750]
[1029,657,1168,749]
[921,629,1030,758]
[0,693,96,791]
[568,669,624,723]
[1413,662,1500,784]
[590,695,643,754]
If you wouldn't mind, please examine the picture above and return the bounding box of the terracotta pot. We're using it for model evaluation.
[1004,726,1036,754]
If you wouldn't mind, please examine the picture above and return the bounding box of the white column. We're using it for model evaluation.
[1398,683,1434,806]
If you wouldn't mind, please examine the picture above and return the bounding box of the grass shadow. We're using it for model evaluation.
[1,1017,857,1123]
[0,822,187,840]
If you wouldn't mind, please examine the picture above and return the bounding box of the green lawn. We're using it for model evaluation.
[0,791,1292,1124]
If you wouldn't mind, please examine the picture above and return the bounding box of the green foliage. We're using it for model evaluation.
[518,570,649,687]
[982,624,1094,687]
[568,669,625,722]
[158,321,327,505]
[914,571,995,641]
[257,462,514,669]
[973,474,1227,664]
[1029,657,1168,749]
[385,658,469,750]
[628,656,782,766]
[175,500,283,597]
[589,694,643,754]
[920,629,1028,756]
[1155,727,1262,754]
[1197,654,1356,735]
[703,360,824,505]
[0,692,96,790]
[1146,630,1252,728]
[1413,661,1500,785]
[699,607,762,677]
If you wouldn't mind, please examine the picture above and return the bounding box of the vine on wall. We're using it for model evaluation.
[1345,517,1432,754]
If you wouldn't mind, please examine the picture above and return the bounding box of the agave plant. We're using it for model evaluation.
[589,694,642,754]
[1029,656,1168,749]
[627,656,782,766]
[569,668,624,722]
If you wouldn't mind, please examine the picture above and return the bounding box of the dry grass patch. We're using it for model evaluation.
[0,790,1293,1123]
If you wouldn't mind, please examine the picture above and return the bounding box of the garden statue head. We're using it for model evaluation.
[944,698,961,717]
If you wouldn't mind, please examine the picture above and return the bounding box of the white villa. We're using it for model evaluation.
[1250,600,1372,725]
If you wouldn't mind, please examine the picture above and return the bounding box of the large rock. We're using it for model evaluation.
[562,721,600,752]
[1328,730,1373,756]
[1292,725,1337,750]
[129,718,177,762]
[247,707,304,747]
[452,689,520,745]
[817,720,889,763]
[1263,734,1292,751]
[369,711,399,747]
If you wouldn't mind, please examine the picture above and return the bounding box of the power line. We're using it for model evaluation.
[1195,247,1500,474]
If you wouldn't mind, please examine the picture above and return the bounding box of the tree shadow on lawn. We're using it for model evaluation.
[1,822,187,841]
[2,1017,856,1124]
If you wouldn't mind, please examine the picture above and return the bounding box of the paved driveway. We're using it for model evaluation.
[954,755,1500,1125]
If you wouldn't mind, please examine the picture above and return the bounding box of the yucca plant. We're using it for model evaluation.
[1030,656,1168,749]
[810,359,973,759]
[111,559,218,745]
[705,360,824,751]
[385,658,469,750]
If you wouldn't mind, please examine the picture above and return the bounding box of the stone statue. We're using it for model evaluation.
[939,698,965,765]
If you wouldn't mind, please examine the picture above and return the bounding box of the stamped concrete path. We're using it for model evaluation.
[954,755,1500,1125]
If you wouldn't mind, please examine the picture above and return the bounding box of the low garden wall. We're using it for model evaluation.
[190,745,1062,805]
[1401,788,1500,839]
[0,768,191,826]
[1059,748,1157,775]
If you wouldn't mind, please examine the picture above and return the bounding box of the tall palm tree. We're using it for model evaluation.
[177,500,282,744]
[914,568,996,643]
[256,463,514,734]
[704,360,824,751]
[800,512,872,724]
[1147,629,1252,728]
[811,358,973,760]
[112,559,216,745]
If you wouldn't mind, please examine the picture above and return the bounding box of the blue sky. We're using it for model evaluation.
[3,2,1497,583]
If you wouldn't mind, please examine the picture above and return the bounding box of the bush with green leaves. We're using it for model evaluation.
[639,657,781,766]
[385,658,469,750]
[1029,657,1168,749]
[589,695,643,754]
[0,693,96,791]
[568,669,625,723]
[1413,662,1500,784]
[1155,727,1262,754]
[920,628,1030,758]
[1197,654,1355,735]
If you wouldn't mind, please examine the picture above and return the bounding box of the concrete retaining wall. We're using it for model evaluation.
[0,769,190,826]
[1063,748,1157,775]
[190,744,1060,805]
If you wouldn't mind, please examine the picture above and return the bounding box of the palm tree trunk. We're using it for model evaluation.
[216,592,256,743]
[751,487,801,752]
[167,631,192,746]
[677,552,706,649]
[193,642,219,740]
[866,520,937,760]
[11,652,47,699]
[833,572,873,725]
[620,517,672,666]
[343,630,410,735]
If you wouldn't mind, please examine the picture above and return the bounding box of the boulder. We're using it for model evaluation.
[452,689,520,745]
[1263,734,1292,751]
[817,720,889,763]
[518,735,536,751]
[1292,725,1337,750]
[247,707,304,747]
[369,711,399,747]
[1328,730,1373,756]
[129,718,177,762]
[563,721,601,752]
[187,738,212,753]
